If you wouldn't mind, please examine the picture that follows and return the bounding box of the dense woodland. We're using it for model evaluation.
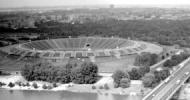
[1,19,190,47]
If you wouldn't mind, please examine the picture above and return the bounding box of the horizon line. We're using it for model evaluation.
[1,4,190,10]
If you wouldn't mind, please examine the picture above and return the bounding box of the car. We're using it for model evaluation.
[185,72,189,75]
[176,80,181,84]
[173,67,176,71]
[152,94,155,97]
[164,77,170,83]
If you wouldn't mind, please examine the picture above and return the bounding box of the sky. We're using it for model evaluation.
[1,0,190,8]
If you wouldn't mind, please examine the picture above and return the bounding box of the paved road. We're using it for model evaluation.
[143,58,190,100]
[150,56,171,71]
[159,73,189,100]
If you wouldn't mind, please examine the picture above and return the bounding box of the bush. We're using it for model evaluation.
[52,83,57,87]
[0,70,11,76]
[15,81,22,86]
[99,86,104,89]
[26,82,30,87]
[8,82,15,88]
[92,85,96,89]
[42,84,48,89]
[0,82,6,87]
[114,83,119,88]
[120,78,130,88]
[22,83,26,87]
[104,84,109,90]
[32,83,38,89]
[47,85,53,90]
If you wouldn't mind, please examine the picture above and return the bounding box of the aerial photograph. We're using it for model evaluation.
[1,0,190,100]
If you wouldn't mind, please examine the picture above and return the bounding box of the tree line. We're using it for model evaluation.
[163,52,190,68]
[2,19,190,47]
[21,61,98,84]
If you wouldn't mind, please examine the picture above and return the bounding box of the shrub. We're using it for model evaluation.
[99,86,104,89]
[22,83,26,87]
[32,83,38,89]
[42,84,48,89]
[8,82,15,88]
[120,78,130,88]
[47,85,53,90]
[92,85,96,89]
[68,84,73,87]
[52,83,57,87]
[104,84,109,90]
[26,82,30,87]
[15,81,22,86]
[0,82,6,87]
[114,83,119,88]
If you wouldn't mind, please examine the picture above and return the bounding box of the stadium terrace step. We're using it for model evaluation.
[6,37,156,60]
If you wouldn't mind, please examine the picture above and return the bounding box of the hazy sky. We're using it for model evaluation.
[1,0,190,8]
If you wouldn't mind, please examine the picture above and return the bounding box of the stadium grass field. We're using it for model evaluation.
[0,37,163,73]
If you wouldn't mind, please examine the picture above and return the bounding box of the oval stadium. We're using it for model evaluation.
[0,37,163,73]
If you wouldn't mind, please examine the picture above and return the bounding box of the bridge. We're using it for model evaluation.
[143,57,190,100]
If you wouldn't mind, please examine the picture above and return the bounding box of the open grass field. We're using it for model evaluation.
[50,54,137,73]
[96,55,137,73]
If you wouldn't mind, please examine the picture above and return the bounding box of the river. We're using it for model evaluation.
[0,89,143,100]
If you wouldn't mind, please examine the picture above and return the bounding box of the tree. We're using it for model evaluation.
[129,68,142,80]
[47,85,53,90]
[53,83,57,87]
[8,82,15,88]
[0,82,6,87]
[71,67,84,84]
[71,62,98,84]
[134,52,158,67]
[26,82,30,87]
[21,63,34,81]
[142,73,155,88]
[120,78,131,88]
[32,83,38,89]
[15,81,22,86]
[139,66,150,77]
[163,60,174,68]
[112,70,130,88]
[42,84,48,89]
[21,61,98,84]
[163,53,190,68]
[154,69,170,83]
[57,68,71,83]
